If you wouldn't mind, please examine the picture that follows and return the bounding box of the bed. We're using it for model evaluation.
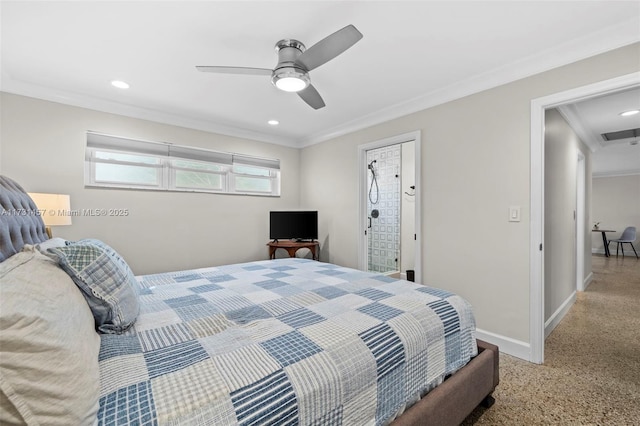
[0,175,498,426]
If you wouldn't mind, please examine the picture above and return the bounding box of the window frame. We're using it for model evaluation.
[169,158,228,192]
[84,132,281,197]
[88,149,165,189]
[229,163,279,194]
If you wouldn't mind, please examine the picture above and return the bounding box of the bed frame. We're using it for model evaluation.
[0,174,499,425]
[391,339,499,425]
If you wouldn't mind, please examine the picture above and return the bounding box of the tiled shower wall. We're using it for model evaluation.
[367,144,401,273]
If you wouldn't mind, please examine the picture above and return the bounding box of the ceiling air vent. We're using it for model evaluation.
[601,128,640,141]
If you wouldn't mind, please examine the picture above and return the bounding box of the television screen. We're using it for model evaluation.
[270,211,318,241]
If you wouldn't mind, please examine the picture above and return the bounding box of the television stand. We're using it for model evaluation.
[267,240,319,261]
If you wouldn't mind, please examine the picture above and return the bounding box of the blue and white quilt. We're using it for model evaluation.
[97,258,477,425]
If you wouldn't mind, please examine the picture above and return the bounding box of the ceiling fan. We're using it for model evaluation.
[196,24,363,110]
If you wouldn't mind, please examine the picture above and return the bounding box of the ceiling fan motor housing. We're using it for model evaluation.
[196,24,362,108]
[271,39,310,92]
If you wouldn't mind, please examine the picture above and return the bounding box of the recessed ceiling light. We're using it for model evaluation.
[619,109,639,117]
[111,80,130,89]
[268,120,279,126]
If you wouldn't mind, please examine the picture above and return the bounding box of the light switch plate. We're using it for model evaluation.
[509,206,521,222]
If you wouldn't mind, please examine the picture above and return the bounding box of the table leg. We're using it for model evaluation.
[286,247,298,258]
[601,232,610,257]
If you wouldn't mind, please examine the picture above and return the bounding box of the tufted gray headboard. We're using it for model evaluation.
[0,175,49,262]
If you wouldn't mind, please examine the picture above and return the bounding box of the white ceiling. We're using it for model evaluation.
[1,1,639,149]
[559,88,640,177]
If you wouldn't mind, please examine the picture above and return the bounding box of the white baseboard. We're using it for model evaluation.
[591,248,606,255]
[583,272,593,291]
[479,286,586,364]
[475,328,531,362]
[544,291,576,339]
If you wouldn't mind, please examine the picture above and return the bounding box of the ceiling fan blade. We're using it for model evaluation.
[295,24,363,71]
[196,66,272,76]
[298,84,326,110]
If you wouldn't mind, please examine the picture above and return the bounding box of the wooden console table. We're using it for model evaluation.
[267,240,320,261]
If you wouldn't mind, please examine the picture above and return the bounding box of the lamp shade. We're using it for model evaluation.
[28,193,72,226]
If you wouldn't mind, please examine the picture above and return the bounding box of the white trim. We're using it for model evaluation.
[583,272,594,291]
[0,74,298,148]
[544,291,577,339]
[298,19,640,147]
[414,135,422,284]
[557,105,601,153]
[475,328,530,362]
[3,19,639,149]
[358,131,422,284]
[530,97,545,364]
[530,72,640,364]
[593,169,640,178]
[576,151,586,292]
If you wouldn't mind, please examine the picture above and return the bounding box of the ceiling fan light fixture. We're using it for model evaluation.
[272,68,309,92]
[111,80,130,89]
[197,24,362,109]
[275,77,307,92]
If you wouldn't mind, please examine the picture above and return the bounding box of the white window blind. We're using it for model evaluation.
[85,132,281,196]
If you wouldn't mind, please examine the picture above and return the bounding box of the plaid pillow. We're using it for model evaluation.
[47,240,139,334]
[78,238,141,295]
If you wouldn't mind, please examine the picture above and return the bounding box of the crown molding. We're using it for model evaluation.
[556,104,602,153]
[0,73,298,148]
[593,169,640,178]
[298,18,640,147]
[2,18,638,150]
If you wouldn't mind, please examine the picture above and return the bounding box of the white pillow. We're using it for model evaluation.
[0,246,100,425]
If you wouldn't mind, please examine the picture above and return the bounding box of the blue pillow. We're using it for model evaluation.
[47,239,140,334]
[78,239,141,295]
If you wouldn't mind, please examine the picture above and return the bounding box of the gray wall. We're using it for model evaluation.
[1,43,638,352]
[592,175,640,254]
[544,108,592,324]
[300,43,639,345]
[0,93,301,275]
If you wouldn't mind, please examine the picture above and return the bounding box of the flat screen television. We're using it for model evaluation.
[270,211,318,241]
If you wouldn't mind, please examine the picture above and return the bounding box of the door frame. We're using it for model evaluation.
[358,130,422,283]
[529,72,639,364]
[576,150,586,292]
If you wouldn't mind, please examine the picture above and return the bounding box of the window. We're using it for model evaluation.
[85,132,280,196]
[92,151,162,187]
[172,159,225,191]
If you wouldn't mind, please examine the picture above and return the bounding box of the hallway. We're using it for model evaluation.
[464,254,640,424]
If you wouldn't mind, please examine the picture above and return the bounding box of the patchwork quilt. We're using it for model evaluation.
[97,258,477,425]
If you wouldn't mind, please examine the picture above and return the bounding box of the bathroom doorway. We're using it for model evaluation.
[358,131,421,282]
[366,144,401,274]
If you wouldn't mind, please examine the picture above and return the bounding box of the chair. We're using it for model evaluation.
[608,226,638,258]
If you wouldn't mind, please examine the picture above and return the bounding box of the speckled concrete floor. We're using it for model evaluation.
[462,254,640,425]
